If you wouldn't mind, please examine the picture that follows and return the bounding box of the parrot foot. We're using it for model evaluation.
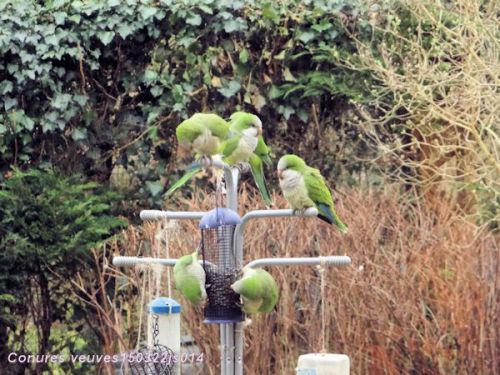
[200,155,212,169]
[235,162,250,174]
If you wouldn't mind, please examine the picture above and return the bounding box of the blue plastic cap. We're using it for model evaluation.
[149,297,181,315]
[199,208,242,229]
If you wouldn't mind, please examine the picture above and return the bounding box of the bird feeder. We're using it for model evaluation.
[199,208,244,324]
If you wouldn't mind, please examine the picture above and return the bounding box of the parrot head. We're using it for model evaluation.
[231,112,262,137]
[176,250,198,267]
[230,268,261,299]
[277,154,307,180]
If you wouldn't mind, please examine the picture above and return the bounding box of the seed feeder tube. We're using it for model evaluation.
[199,208,244,324]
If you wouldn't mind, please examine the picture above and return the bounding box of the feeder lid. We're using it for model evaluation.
[149,297,181,315]
[199,208,242,229]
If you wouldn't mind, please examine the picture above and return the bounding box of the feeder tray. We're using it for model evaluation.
[199,208,244,323]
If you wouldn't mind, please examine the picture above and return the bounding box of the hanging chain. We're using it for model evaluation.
[163,218,172,299]
[318,256,327,353]
[152,313,160,346]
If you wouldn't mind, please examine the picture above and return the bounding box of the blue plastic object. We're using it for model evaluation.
[149,297,181,315]
[199,208,242,229]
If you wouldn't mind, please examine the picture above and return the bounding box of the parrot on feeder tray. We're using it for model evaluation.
[229,112,273,206]
[173,251,207,305]
[230,267,279,314]
[167,113,230,195]
[277,154,348,233]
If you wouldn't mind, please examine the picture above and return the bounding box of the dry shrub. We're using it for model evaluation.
[107,186,498,375]
[339,0,499,224]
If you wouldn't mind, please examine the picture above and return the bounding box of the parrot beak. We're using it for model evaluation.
[257,127,263,136]
[277,170,283,179]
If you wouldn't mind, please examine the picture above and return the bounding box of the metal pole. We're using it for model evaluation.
[113,256,352,270]
[233,207,318,375]
[224,166,239,375]
[140,210,206,221]
[246,256,352,269]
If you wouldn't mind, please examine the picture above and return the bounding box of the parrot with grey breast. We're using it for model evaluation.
[277,154,348,233]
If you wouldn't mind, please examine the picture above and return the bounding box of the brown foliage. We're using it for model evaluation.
[101,188,497,374]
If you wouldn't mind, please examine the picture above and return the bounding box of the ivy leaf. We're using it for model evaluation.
[73,95,88,107]
[268,85,282,99]
[262,3,279,23]
[146,181,163,196]
[144,70,158,84]
[4,97,18,111]
[278,105,295,120]
[283,67,297,82]
[139,6,157,20]
[186,13,202,26]
[97,31,114,45]
[117,24,134,39]
[54,12,67,25]
[298,31,316,43]
[223,18,247,33]
[72,128,87,141]
[239,48,250,63]
[150,86,164,97]
[218,80,241,98]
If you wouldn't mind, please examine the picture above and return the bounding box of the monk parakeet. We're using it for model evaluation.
[277,154,348,233]
[175,113,230,158]
[167,113,229,196]
[173,251,207,305]
[222,112,262,166]
[231,267,279,314]
[230,112,272,205]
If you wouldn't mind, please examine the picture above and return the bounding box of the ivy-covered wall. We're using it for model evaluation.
[0,0,378,208]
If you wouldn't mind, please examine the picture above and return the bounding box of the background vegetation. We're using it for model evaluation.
[0,0,498,374]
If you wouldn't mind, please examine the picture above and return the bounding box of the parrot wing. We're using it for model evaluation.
[221,135,241,160]
[176,119,203,145]
[304,168,348,233]
[254,135,273,167]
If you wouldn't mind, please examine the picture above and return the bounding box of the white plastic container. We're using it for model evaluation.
[296,353,350,375]
[149,297,181,374]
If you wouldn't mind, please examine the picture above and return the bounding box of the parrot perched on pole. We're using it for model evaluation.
[229,112,272,206]
[173,251,207,305]
[221,112,262,166]
[277,154,348,233]
[175,113,230,158]
[230,267,279,314]
[167,113,229,195]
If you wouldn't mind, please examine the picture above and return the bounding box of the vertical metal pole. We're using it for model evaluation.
[234,229,244,375]
[225,167,239,375]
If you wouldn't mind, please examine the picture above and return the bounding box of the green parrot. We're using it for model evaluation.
[277,154,348,233]
[175,113,230,158]
[230,112,272,205]
[167,113,229,196]
[221,112,262,166]
[173,251,207,305]
[230,267,279,314]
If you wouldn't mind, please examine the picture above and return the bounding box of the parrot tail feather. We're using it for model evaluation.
[165,163,203,196]
[317,203,348,233]
[249,155,272,206]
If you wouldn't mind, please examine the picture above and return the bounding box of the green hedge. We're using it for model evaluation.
[0,0,379,206]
